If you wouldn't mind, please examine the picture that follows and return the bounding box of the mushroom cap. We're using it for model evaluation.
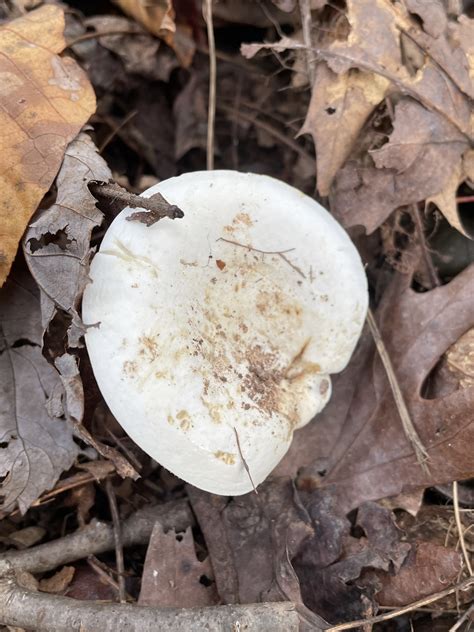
[82,171,367,495]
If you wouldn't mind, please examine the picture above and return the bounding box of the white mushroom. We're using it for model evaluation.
[82,171,368,495]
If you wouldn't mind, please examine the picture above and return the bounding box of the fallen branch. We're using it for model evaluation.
[0,561,300,632]
[0,500,193,575]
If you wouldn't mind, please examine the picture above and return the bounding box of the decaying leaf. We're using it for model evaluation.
[374,542,462,606]
[300,265,474,512]
[23,133,110,334]
[0,269,80,514]
[139,524,218,607]
[0,5,96,286]
[427,149,474,239]
[242,0,473,233]
[295,501,410,623]
[113,0,195,67]
[332,99,469,232]
[187,479,328,630]
[300,65,389,196]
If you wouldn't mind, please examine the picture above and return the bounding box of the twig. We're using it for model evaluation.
[449,602,474,632]
[217,236,306,279]
[105,479,126,603]
[456,196,474,204]
[233,427,258,494]
[204,0,216,170]
[99,110,137,153]
[298,0,315,86]
[218,102,314,167]
[453,481,474,576]
[0,500,193,575]
[87,556,123,597]
[67,29,143,48]
[412,204,440,288]
[0,564,300,632]
[325,576,474,631]
[89,181,184,224]
[366,308,430,471]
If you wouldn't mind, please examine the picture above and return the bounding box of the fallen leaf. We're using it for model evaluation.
[301,265,474,513]
[300,64,389,196]
[82,16,180,83]
[39,566,75,594]
[138,524,218,607]
[114,0,195,67]
[295,502,410,624]
[427,149,474,239]
[0,267,80,514]
[374,542,462,606]
[0,5,95,286]
[66,563,116,601]
[332,99,468,233]
[23,133,110,334]
[187,479,327,630]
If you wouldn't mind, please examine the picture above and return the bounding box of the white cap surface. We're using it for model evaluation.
[82,171,368,495]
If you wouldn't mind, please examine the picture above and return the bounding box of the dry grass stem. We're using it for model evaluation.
[299,0,315,86]
[326,576,474,631]
[367,308,430,471]
[105,479,126,603]
[453,481,473,576]
[204,0,216,170]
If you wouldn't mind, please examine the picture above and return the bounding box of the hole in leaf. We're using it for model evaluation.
[325,106,336,115]
[27,228,74,253]
[199,574,213,587]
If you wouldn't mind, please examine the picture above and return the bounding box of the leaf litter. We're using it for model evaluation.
[0,0,473,630]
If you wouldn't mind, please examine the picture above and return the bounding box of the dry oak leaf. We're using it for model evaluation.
[0,5,96,287]
[427,149,474,239]
[114,0,195,67]
[23,133,111,334]
[331,99,469,233]
[0,269,80,514]
[139,524,218,608]
[317,265,474,513]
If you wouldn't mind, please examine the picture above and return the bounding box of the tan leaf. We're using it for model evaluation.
[139,525,218,607]
[0,5,96,286]
[113,0,195,67]
[301,64,389,195]
[427,149,474,239]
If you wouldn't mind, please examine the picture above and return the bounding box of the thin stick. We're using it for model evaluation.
[412,204,440,288]
[298,0,315,86]
[449,602,474,632]
[218,102,314,166]
[204,0,216,170]
[326,576,474,631]
[105,479,126,603]
[453,481,473,576]
[87,556,123,596]
[366,308,430,471]
[234,427,258,494]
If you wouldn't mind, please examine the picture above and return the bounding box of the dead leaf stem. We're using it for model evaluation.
[366,308,430,471]
[326,576,474,631]
[412,204,440,288]
[218,103,314,166]
[105,479,126,603]
[452,480,473,576]
[298,0,315,86]
[203,0,216,170]
[233,427,258,494]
